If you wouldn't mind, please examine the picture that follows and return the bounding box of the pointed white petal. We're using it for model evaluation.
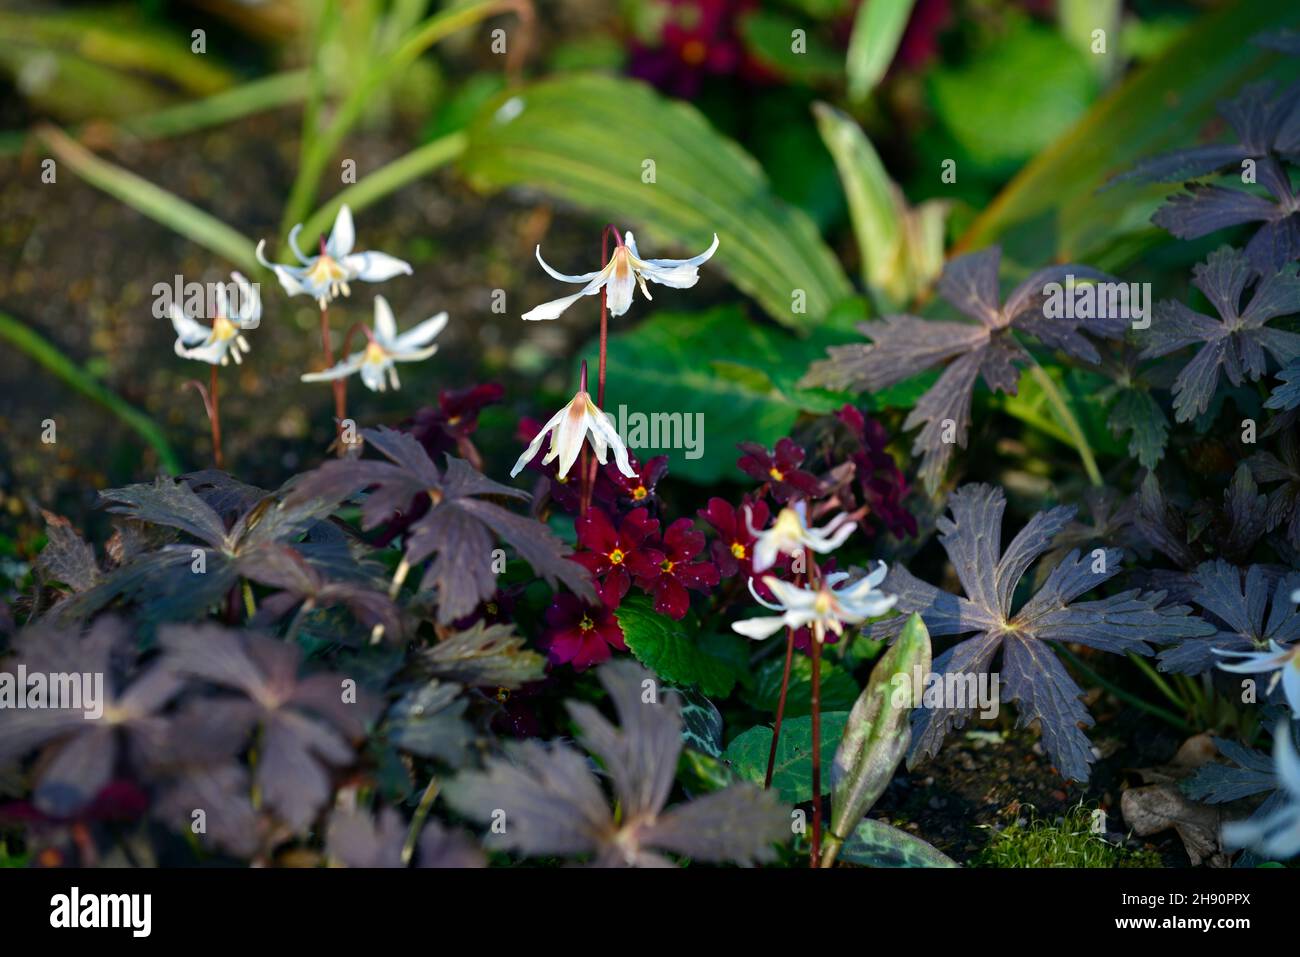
[373,295,398,344]
[341,251,413,282]
[535,245,602,283]
[731,615,788,641]
[521,276,606,321]
[392,311,448,351]
[169,304,209,345]
[605,261,637,317]
[301,351,366,383]
[326,204,356,259]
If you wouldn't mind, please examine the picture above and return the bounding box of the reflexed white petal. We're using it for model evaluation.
[392,343,439,363]
[227,272,261,327]
[373,295,398,344]
[392,311,448,351]
[342,251,413,282]
[732,615,788,641]
[746,577,784,611]
[535,245,603,284]
[638,233,720,271]
[863,560,888,589]
[840,592,898,621]
[327,205,356,259]
[586,404,636,477]
[605,261,637,317]
[176,337,227,365]
[623,232,641,259]
[810,519,857,553]
[521,275,606,321]
[511,404,568,477]
[751,537,780,574]
[548,402,589,479]
[169,303,209,345]
[301,351,366,383]
[288,225,313,265]
[764,577,814,610]
[272,263,314,298]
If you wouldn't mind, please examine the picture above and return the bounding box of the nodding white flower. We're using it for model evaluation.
[731,564,897,643]
[255,205,411,309]
[1222,722,1300,859]
[300,295,446,393]
[1214,640,1300,713]
[510,367,635,481]
[522,230,719,322]
[748,500,856,573]
[170,271,258,366]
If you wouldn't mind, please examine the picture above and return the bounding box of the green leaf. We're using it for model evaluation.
[824,612,930,864]
[723,711,849,804]
[1107,389,1169,469]
[35,125,256,273]
[744,654,859,719]
[835,818,958,867]
[846,0,917,101]
[1002,366,1124,460]
[0,310,180,475]
[460,73,853,328]
[677,687,724,757]
[957,0,1300,268]
[813,102,947,309]
[616,594,745,697]
[929,21,1099,176]
[593,305,856,482]
[740,10,843,83]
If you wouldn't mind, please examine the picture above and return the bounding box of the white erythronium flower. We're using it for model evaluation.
[1222,723,1300,860]
[731,563,897,643]
[300,295,446,393]
[1213,640,1300,713]
[255,205,412,309]
[748,500,856,573]
[170,271,259,366]
[510,365,635,480]
[522,230,719,322]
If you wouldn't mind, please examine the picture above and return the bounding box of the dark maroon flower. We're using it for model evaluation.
[626,0,769,99]
[572,507,665,605]
[543,581,627,671]
[835,405,917,539]
[635,518,720,619]
[596,453,669,512]
[406,383,504,461]
[737,437,823,503]
[896,0,952,70]
[698,496,770,578]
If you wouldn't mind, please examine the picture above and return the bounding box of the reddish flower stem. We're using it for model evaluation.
[765,623,797,790]
[580,227,619,513]
[808,557,824,867]
[318,305,347,455]
[210,364,222,470]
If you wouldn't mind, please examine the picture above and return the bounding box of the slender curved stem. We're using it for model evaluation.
[1026,359,1102,486]
[765,626,797,790]
[402,776,442,865]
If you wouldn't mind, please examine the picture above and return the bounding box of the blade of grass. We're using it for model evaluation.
[35,124,257,272]
[280,0,529,237]
[297,130,468,246]
[1025,358,1103,486]
[1052,642,1193,734]
[0,310,181,475]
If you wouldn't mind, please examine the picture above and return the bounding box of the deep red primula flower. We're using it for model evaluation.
[597,452,669,512]
[543,581,627,671]
[635,517,720,619]
[834,405,917,539]
[698,496,769,578]
[737,437,823,503]
[572,507,665,605]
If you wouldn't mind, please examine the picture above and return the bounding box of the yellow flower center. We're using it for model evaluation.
[660,559,675,573]
[730,542,747,559]
[632,485,648,500]
[772,508,804,539]
[813,590,835,615]
[578,615,595,632]
[609,548,625,564]
[769,467,785,482]
[307,254,346,285]
[211,315,238,341]
[364,341,387,364]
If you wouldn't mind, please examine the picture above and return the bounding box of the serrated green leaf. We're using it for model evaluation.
[744,654,858,718]
[825,612,930,863]
[616,594,744,697]
[723,711,849,804]
[459,73,853,328]
[835,818,958,867]
[1107,389,1169,469]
